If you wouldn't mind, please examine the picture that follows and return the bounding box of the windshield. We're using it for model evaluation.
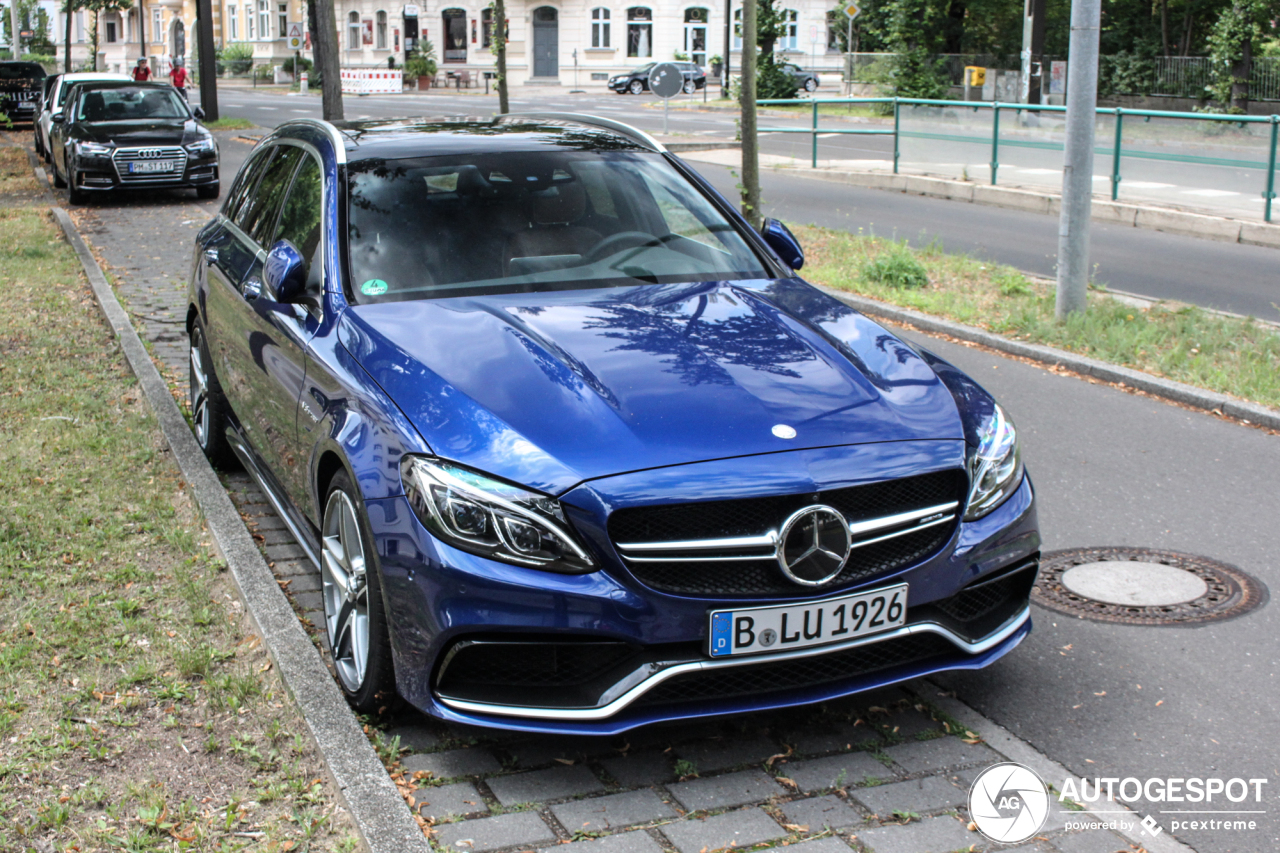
[0,63,45,80]
[76,86,188,122]
[632,64,655,74]
[346,149,769,303]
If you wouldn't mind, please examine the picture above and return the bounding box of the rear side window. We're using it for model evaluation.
[237,146,303,245]
[275,155,323,276]
[224,147,274,224]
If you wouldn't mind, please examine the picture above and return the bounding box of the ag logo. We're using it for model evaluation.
[968,762,1050,844]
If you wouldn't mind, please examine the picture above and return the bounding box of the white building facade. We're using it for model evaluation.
[333,0,844,86]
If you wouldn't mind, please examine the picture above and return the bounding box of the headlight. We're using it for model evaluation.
[75,141,112,156]
[964,404,1023,521]
[401,456,595,573]
[185,136,215,155]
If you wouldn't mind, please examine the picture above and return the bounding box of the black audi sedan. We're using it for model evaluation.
[0,60,47,124]
[609,61,706,94]
[49,80,219,204]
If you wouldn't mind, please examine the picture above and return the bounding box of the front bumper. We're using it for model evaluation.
[71,150,219,192]
[371,454,1039,735]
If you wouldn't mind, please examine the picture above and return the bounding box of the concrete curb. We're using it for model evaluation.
[51,206,431,853]
[925,682,1196,853]
[819,285,1280,432]
[765,165,1280,250]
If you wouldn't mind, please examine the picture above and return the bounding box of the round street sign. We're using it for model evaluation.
[648,62,684,99]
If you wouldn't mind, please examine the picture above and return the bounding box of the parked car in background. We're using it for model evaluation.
[48,80,218,204]
[783,62,820,93]
[610,61,706,94]
[34,71,131,162]
[0,61,48,125]
[186,114,1039,734]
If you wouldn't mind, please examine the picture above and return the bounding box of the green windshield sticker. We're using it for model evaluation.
[361,279,388,296]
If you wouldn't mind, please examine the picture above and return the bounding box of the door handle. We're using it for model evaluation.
[242,277,263,301]
[204,248,219,264]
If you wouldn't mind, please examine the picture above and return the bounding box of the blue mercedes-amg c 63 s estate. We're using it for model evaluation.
[186,114,1039,734]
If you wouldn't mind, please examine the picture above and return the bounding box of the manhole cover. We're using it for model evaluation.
[1033,547,1267,625]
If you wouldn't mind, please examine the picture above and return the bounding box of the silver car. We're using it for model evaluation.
[35,71,130,163]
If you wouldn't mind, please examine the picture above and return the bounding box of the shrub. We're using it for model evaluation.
[862,243,929,288]
[219,43,254,76]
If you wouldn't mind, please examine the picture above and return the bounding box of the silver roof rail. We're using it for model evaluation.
[502,112,667,153]
[277,117,349,164]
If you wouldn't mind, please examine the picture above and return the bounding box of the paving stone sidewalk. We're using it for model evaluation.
[52,134,1140,853]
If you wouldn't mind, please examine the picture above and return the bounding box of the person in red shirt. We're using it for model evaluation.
[169,58,188,100]
[132,58,151,82]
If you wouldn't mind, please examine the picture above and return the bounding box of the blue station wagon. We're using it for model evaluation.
[186,115,1039,734]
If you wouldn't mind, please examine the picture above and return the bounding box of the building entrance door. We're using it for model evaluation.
[532,7,558,78]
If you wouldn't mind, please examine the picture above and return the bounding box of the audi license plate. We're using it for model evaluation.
[709,584,908,658]
[128,160,176,174]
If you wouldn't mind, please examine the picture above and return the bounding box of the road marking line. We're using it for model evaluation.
[1181,189,1240,197]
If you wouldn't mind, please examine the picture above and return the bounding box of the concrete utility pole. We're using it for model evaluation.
[1054,0,1101,318]
[314,0,343,120]
[196,0,218,120]
[739,0,761,229]
[64,0,73,72]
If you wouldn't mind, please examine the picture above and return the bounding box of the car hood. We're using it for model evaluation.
[78,118,196,146]
[338,279,964,495]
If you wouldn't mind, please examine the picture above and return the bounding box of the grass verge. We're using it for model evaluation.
[202,116,257,131]
[793,224,1280,410]
[0,202,357,849]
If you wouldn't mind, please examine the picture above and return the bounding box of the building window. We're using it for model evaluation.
[591,7,609,49]
[75,10,84,42]
[246,5,254,39]
[347,10,360,49]
[781,9,798,50]
[153,7,164,42]
[105,16,118,42]
[683,8,707,65]
[376,10,387,48]
[258,0,270,38]
[442,8,465,62]
[732,8,741,50]
[278,2,288,40]
[626,7,651,58]
[226,5,237,39]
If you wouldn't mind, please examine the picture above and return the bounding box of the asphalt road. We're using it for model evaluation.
[202,87,1280,323]
[55,119,1280,852]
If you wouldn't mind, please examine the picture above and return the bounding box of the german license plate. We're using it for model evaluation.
[129,160,175,174]
[709,584,908,658]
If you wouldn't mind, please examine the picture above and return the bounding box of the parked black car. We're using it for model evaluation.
[48,80,219,205]
[0,61,48,124]
[609,61,706,95]
[782,62,820,93]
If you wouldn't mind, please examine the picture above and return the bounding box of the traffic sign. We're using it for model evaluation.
[286,21,304,49]
[648,62,684,99]
[842,3,861,18]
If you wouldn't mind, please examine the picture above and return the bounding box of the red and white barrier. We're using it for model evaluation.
[340,68,404,95]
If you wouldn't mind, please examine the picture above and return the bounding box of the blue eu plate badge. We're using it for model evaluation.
[710,611,733,657]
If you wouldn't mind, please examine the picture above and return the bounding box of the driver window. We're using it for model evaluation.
[275,155,323,288]
[238,146,303,245]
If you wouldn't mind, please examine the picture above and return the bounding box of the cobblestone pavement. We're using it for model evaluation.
[40,132,1140,853]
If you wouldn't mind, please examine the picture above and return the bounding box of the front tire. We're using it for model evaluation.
[189,322,235,467]
[67,173,86,205]
[683,80,695,94]
[804,78,818,93]
[321,470,396,713]
[51,156,66,188]
[629,79,644,95]
[196,181,221,200]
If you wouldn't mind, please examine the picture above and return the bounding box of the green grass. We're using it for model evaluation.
[201,116,256,131]
[795,225,1280,410]
[0,202,359,850]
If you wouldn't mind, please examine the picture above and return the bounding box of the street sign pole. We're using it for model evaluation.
[648,62,682,135]
[842,3,860,96]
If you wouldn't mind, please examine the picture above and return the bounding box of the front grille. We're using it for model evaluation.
[112,146,188,183]
[934,575,1020,623]
[439,641,637,689]
[636,633,954,707]
[609,471,966,597]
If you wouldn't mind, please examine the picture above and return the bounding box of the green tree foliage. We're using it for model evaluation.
[753,0,799,98]
[1206,0,1277,109]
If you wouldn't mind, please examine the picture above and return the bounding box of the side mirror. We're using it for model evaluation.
[193,106,206,121]
[51,112,64,124]
[760,218,804,271]
[263,240,307,303]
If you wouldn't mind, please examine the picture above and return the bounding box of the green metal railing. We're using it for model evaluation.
[758,97,1280,222]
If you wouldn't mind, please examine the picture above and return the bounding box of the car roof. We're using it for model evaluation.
[61,72,132,82]
[292,115,664,163]
[65,80,176,91]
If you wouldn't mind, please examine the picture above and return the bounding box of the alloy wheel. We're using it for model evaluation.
[321,490,371,693]
[189,331,211,448]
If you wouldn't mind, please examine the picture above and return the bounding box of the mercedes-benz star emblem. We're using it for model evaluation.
[776,505,852,586]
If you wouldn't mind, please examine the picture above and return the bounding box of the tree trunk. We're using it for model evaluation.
[494,0,508,114]
[314,0,342,120]
[740,0,760,229]
[1180,0,1193,55]
[89,9,98,70]
[1231,29,1251,111]
[1160,0,1169,56]
[944,0,965,54]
